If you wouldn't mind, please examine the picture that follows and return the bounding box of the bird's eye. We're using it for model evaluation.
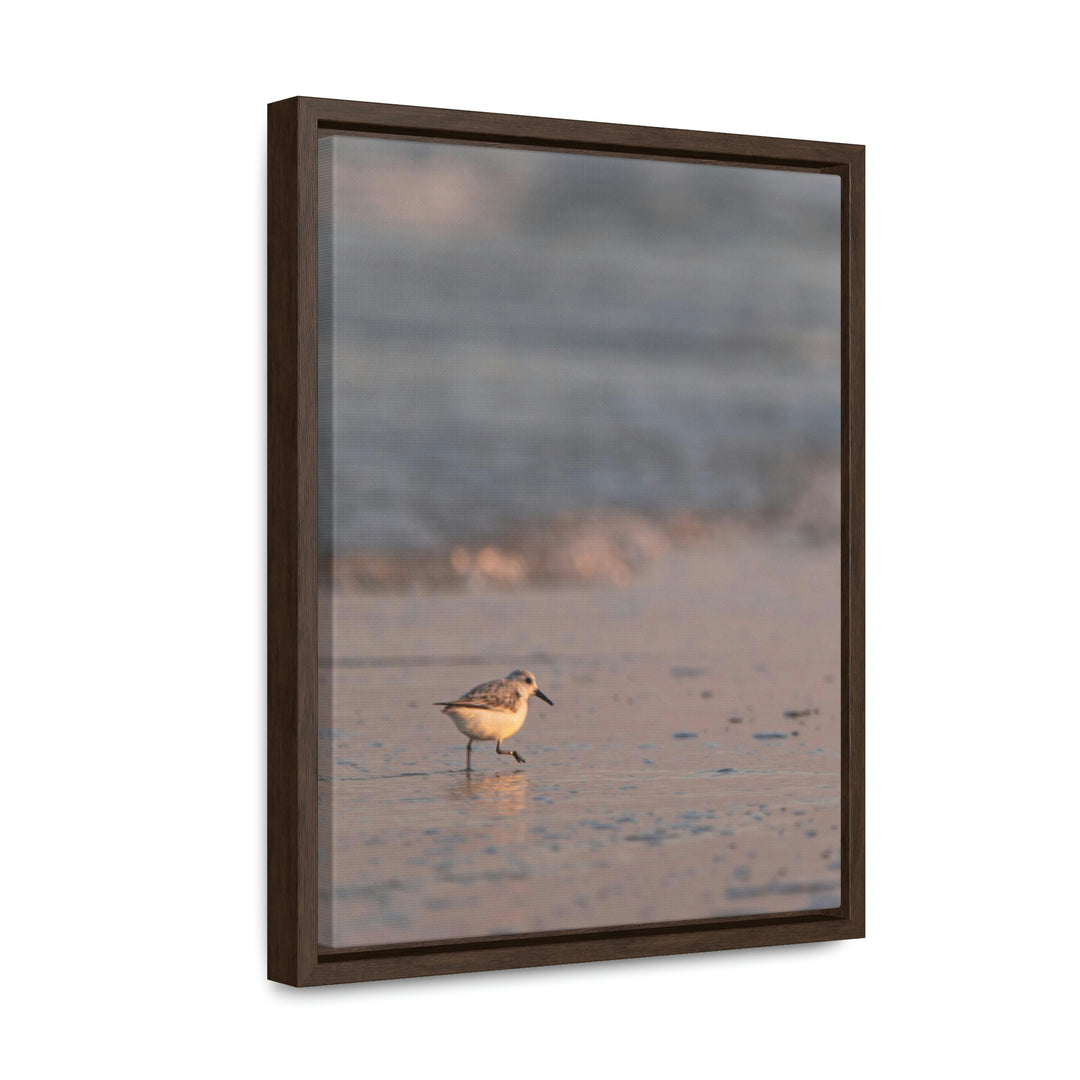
[525,676,533,684]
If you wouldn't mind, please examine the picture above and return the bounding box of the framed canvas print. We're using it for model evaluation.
[268,97,864,986]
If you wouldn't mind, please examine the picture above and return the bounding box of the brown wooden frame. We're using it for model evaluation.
[268,96,865,986]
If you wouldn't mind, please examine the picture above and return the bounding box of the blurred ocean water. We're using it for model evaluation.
[318,136,840,555]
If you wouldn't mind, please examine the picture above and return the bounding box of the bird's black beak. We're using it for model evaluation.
[536,688,554,706]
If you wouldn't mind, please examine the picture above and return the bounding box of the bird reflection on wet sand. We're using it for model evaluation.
[447,770,531,816]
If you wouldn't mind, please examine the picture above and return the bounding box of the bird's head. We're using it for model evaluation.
[508,669,554,706]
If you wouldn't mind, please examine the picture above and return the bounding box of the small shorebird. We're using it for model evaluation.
[435,669,554,770]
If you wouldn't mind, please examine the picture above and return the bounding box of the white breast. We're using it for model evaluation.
[446,702,527,741]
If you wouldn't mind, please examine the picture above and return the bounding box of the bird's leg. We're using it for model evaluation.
[495,740,526,765]
[466,739,473,772]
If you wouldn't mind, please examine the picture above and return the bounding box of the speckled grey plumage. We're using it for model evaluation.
[434,677,525,712]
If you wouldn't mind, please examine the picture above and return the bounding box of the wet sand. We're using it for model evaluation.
[318,538,841,948]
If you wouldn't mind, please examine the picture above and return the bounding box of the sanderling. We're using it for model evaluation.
[435,669,554,770]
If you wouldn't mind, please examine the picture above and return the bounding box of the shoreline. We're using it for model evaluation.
[326,461,840,593]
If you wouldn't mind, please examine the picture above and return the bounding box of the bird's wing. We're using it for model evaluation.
[436,678,521,711]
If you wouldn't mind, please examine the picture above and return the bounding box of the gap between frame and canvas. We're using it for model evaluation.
[268,96,865,987]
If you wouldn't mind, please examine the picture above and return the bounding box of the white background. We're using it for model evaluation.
[3,2,1077,1077]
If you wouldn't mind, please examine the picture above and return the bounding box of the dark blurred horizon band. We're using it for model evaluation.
[318,134,840,567]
